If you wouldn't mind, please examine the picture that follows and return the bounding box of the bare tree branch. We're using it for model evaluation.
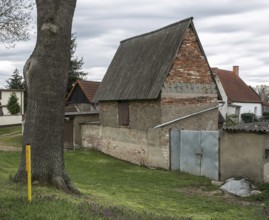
[0,0,34,47]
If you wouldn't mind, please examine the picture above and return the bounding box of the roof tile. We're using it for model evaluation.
[66,80,100,103]
[212,68,262,103]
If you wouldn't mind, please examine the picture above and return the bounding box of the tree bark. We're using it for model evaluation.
[14,0,79,194]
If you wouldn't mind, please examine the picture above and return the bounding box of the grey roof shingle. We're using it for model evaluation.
[223,122,269,134]
[94,17,196,102]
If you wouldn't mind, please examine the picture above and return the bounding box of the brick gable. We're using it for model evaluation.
[166,27,212,84]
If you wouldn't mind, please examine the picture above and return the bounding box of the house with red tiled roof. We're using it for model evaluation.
[66,79,100,112]
[64,80,100,149]
[212,66,263,122]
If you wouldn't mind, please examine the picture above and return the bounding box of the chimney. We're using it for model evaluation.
[233,66,239,77]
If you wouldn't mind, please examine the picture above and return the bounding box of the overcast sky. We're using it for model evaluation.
[0,0,268,88]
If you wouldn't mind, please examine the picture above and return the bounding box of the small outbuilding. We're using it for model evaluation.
[64,80,100,149]
[81,17,220,170]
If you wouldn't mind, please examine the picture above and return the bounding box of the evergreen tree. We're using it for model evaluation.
[7,92,20,114]
[6,68,27,109]
[67,33,87,94]
[6,68,25,89]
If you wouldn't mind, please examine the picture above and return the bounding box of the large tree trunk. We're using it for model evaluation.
[14,0,79,194]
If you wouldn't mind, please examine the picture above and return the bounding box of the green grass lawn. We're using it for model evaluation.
[0,126,269,219]
[0,125,22,147]
[0,125,22,136]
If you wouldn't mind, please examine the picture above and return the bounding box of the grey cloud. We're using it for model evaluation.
[1,0,269,88]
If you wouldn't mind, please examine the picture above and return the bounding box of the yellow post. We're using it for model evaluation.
[25,144,32,203]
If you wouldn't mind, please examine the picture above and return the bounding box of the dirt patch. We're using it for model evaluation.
[0,145,21,152]
[177,186,262,207]
[0,130,22,151]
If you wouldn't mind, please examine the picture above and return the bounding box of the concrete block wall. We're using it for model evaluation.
[220,132,266,183]
[99,100,161,130]
[99,101,118,127]
[129,100,160,131]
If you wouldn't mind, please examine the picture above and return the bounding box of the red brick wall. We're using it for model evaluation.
[160,26,218,128]
[166,27,213,84]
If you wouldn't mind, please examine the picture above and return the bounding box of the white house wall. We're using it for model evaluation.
[0,115,23,126]
[214,75,228,118]
[231,102,262,117]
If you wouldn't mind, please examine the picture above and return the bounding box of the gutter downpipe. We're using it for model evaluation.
[153,101,225,129]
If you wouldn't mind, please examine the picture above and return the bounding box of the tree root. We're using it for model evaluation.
[52,172,81,195]
[14,168,81,195]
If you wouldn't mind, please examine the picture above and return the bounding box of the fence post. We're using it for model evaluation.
[26,144,32,203]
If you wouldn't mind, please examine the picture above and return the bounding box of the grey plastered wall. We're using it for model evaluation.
[73,114,99,147]
[99,99,161,131]
[220,132,265,183]
[81,124,169,169]
[80,107,218,170]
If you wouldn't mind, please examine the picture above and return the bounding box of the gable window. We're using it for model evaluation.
[118,101,129,126]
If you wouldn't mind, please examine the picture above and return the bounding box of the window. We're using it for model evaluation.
[118,101,129,126]
[0,91,1,100]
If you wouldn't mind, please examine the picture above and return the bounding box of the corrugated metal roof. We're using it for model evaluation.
[212,68,262,103]
[223,122,269,134]
[94,17,194,102]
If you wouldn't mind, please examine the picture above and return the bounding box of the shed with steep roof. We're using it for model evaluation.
[82,17,220,170]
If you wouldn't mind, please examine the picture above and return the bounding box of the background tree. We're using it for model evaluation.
[7,92,21,114]
[255,85,269,103]
[0,0,33,47]
[14,0,78,194]
[67,33,87,94]
[6,68,25,89]
[6,68,27,110]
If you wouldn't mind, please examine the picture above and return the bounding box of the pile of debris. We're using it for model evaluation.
[212,178,261,197]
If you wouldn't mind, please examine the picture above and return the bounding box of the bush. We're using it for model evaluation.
[7,92,20,115]
[263,112,269,117]
[241,113,255,123]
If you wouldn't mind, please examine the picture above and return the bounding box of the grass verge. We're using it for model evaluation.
[0,150,268,220]
[0,125,22,147]
[0,126,268,219]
